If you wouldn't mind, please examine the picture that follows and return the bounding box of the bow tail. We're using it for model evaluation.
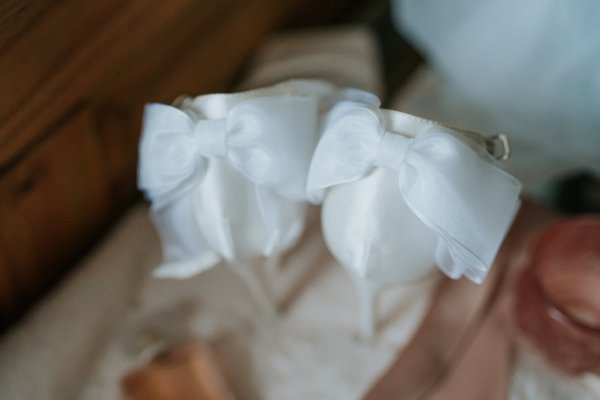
[434,240,488,284]
[255,185,306,256]
[138,103,209,209]
[398,139,521,283]
[151,193,221,278]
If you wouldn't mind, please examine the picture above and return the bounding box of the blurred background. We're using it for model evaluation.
[1,0,599,399]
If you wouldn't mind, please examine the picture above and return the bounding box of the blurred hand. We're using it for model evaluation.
[121,343,234,400]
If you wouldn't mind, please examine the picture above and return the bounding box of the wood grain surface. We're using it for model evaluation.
[0,0,351,329]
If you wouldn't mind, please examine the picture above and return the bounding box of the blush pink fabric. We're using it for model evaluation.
[363,201,557,400]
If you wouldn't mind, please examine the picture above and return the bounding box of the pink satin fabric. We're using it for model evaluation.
[363,201,557,400]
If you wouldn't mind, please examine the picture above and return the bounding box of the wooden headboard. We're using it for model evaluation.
[0,0,354,329]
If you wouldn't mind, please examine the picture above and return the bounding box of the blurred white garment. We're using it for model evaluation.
[393,0,600,194]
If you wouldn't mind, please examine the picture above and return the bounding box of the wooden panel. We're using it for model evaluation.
[0,0,52,50]
[0,0,354,329]
[90,104,139,209]
[88,0,298,194]
[0,0,124,121]
[0,107,111,325]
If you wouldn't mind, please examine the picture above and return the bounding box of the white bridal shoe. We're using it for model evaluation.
[307,99,522,338]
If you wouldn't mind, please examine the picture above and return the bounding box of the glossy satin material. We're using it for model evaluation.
[394,0,600,191]
[322,168,438,286]
[308,101,522,284]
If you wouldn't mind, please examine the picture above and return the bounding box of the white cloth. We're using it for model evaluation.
[393,0,600,193]
[238,26,383,97]
[0,205,438,400]
[307,100,522,283]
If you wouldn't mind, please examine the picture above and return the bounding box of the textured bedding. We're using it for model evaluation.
[0,205,435,400]
[2,205,598,400]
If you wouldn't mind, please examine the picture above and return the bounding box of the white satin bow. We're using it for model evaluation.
[140,95,320,210]
[307,102,522,283]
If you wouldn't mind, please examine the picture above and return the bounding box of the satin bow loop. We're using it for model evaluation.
[306,103,385,203]
[194,118,227,158]
[307,102,522,283]
[138,103,209,210]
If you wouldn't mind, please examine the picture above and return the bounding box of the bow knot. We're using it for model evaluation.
[373,131,411,170]
[194,118,227,158]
